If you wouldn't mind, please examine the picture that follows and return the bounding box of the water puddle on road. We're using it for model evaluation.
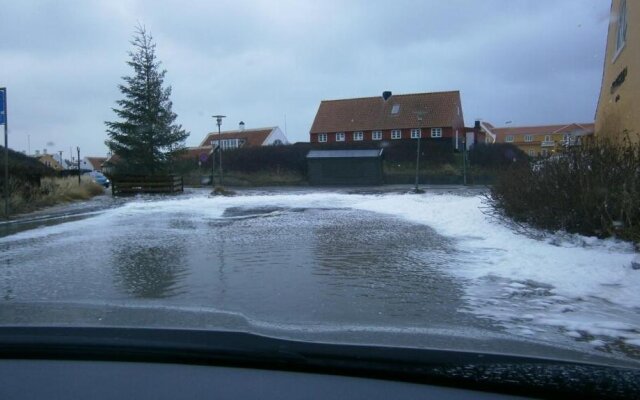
[0,201,485,333]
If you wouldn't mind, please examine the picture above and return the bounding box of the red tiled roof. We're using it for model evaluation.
[85,157,107,170]
[491,123,595,137]
[309,91,464,133]
[199,128,274,147]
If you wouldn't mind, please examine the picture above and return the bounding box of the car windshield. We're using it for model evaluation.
[1,0,639,371]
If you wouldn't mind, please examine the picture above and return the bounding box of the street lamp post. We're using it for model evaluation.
[1,87,8,217]
[413,113,425,193]
[212,115,226,186]
[210,139,216,187]
[462,138,467,185]
[414,133,421,192]
[77,147,81,185]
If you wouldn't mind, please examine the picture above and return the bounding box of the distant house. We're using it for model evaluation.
[595,0,639,142]
[479,123,595,157]
[474,121,497,144]
[84,157,107,172]
[36,153,64,171]
[309,91,466,150]
[199,122,289,150]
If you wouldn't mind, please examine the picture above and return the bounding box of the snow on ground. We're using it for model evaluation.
[349,192,640,349]
[3,190,639,350]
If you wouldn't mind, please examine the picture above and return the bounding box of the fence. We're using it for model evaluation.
[111,175,183,195]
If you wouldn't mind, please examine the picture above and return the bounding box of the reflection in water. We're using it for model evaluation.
[112,237,188,299]
[0,199,475,329]
[310,209,464,321]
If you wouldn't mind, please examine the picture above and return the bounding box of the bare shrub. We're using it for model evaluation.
[489,136,640,242]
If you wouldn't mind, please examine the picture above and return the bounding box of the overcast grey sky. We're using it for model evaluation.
[1,0,611,157]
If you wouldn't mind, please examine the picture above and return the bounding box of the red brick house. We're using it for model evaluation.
[309,91,466,149]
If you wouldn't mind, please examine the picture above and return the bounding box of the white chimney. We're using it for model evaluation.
[239,121,245,131]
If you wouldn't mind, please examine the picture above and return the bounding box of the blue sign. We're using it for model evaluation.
[0,89,5,125]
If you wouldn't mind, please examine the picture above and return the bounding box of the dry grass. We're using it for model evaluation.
[7,176,104,215]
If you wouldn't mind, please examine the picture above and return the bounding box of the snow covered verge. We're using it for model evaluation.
[351,193,640,350]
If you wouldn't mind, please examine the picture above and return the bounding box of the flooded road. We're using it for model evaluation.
[0,190,477,330]
[1,188,639,365]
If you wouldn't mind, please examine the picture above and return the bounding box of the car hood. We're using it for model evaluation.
[2,301,638,370]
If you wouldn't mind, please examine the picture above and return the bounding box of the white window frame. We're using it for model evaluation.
[318,133,327,143]
[505,135,514,143]
[524,135,533,142]
[372,131,382,140]
[353,131,364,141]
[541,149,549,157]
[220,138,239,150]
[410,129,421,139]
[391,104,400,114]
[528,150,535,157]
[336,132,345,142]
[544,135,552,142]
[431,128,443,138]
[391,130,402,139]
[614,0,628,60]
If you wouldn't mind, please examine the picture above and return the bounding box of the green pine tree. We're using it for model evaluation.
[105,25,188,175]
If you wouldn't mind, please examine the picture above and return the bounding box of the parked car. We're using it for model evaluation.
[89,171,110,188]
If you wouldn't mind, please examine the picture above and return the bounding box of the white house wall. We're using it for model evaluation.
[263,127,290,145]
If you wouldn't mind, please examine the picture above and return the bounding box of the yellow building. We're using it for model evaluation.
[480,123,594,157]
[595,0,639,142]
[36,154,64,171]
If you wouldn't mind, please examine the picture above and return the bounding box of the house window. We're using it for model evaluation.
[353,131,364,141]
[220,139,240,150]
[524,135,533,142]
[541,149,549,157]
[318,133,327,143]
[336,132,345,142]
[528,150,536,157]
[391,104,400,114]
[616,0,628,55]
[391,130,402,139]
[544,135,551,142]
[372,131,382,140]
[505,135,514,143]
[431,128,442,138]
[410,129,421,139]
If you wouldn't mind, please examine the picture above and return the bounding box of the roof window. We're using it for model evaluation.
[391,104,400,114]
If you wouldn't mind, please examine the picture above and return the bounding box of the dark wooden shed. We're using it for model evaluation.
[306,149,384,186]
